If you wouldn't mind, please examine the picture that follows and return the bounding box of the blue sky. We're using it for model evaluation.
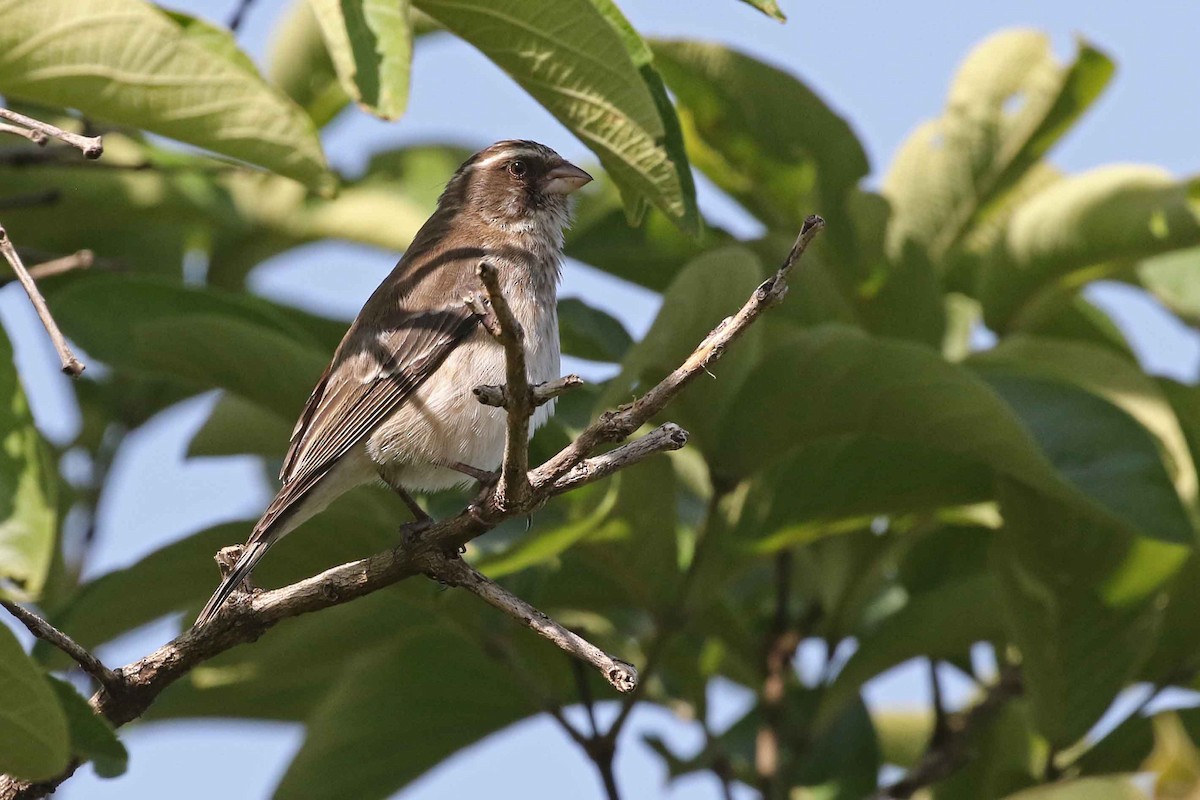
[1,1,1197,798]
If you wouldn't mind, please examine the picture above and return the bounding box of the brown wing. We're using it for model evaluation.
[280,306,479,485]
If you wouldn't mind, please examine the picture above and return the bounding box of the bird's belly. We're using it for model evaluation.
[366,311,560,492]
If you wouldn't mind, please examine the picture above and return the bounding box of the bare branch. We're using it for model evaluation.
[26,250,93,281]
[529,215,825,491]
[427,553,638,693]
[0,109,102,158]
[0,122,48,146]
[227,0,257,31]
[756,550,800,799]
[550,423,689,495]
[473,374,585,409]
[471,261,534,508]
[874,666,1024,799]
[0,600,120,693]
[0,223,85,376]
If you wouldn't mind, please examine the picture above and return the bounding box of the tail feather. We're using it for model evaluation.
[194,539,273,628]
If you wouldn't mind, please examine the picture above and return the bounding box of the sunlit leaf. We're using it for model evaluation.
[0,0,333,191]
[308,0,412,119]
[0,327,56,600]
[413,0,698,231]
[0,623,68,779]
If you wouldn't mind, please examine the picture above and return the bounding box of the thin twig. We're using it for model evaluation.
[0,109,101,158]
[0,224,85,376]
[227,0,257,32]
[469,261,534,509]
[756,550,800,799]
[571,656,601,736]
[426,553,637,693]
[874,666,1023,799]
[0,123,48,146]
[0,600,120,692]
[551,424,689,494]
[473,374,585,409]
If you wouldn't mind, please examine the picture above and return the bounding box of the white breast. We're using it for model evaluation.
[365,264,561,492]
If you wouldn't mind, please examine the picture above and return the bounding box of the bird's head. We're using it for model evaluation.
[443,140,593,230]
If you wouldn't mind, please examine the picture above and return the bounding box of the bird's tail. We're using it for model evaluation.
[194,538,274,628]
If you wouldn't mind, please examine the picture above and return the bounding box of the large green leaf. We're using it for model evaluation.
[1137,244,1200,326]
[272,627,540,800]
[0,327,56,600]
[1000,777,1147,800]
[308,0,412,120]
[600,245,764,461]
[269,0,352,127]
[46,274,328,418]
[0,622,68,780]
[557,297,633,363]
[45,677,127,778]
[413,0,698,231]
[883,29,1114,267]
[0,0,333,192]
[972,336,1199,522]
[188,393,293,459]
[977,166,1200,331]
[992,480,1163,747]
[651,39,868,243]
[819,574,1004,726]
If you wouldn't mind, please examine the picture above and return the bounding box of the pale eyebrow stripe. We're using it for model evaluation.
[474,148,542,169]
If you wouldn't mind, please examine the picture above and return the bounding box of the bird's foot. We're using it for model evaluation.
[399,516,434,548]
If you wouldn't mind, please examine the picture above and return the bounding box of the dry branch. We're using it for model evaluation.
[0,108,102,158]
[0,216,825,800]
[426,553,638,693]
[0,600,120,693]
[0,224,85,376]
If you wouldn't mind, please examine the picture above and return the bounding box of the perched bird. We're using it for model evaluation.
[195,140,592,627]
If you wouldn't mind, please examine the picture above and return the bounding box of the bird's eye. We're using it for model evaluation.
[508,160,528,178]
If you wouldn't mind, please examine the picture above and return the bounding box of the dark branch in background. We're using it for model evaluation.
[0,108,102,159]
[0,189,61,212]
[756,549,801,799]
[0,225,85,376]
[0,600,120,693]
[226,0,257,32]
[873,665,1024,800]
[0,216,825,800]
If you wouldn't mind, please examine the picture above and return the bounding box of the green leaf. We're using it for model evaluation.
[269,0,352,127]
[0,0,333,192]
[0,326,57,600]
[821,575,1004,725]
[413,0,698,231]
[601,245,764,460]
[566,178,731,291]
[188,393,293,459]
[0,622,68,780]
[737,0,786,22]
[47,274,328,418]
[977,166,1200,331]
[972,336,1199,525]
[978,368,1196,550]
[883,29,1114,267]
[273,628,538,800]
[165,11,259,75]
[992,480,1163,747]
[557,297,633,363]
[932,699,1041,800]
[651,39,868,241]
[1000,777,1148,800]
[1138,245,1200,326]
[307,0,412,120]
[45,677,127,778]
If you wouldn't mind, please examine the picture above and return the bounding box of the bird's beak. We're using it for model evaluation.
[542,161,593,195]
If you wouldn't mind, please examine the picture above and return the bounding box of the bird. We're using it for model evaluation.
[194,140,592,627]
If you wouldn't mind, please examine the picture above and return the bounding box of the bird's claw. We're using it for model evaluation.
[399,517,433,547]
